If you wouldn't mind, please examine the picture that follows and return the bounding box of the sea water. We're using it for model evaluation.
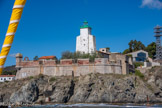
[17,104,162,108]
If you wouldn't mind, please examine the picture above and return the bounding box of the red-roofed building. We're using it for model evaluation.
[0,75,15,82]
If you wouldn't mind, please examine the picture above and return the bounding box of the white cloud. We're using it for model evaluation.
[141,0,162,9]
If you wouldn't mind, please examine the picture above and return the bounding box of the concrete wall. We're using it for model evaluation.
[16,67,40,79]
[151,62,161,67]
[16,64,122,79]
[109,53,133,74]
[144,62,152,67]
[16,58,123,79]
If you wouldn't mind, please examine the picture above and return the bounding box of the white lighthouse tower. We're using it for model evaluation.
[76,21,96,54]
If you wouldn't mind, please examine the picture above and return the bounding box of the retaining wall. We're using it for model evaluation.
[16,58,122,79]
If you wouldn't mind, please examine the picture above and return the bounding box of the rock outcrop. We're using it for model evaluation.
[10,80,38,104]
[1,66,162,105]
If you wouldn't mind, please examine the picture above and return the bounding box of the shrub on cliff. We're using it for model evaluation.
[29,76,34,79]
[135,70,144,79]
[133,62,144,68]
[49,77,56,82]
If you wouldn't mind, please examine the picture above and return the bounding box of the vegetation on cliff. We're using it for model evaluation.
[2,65,17,75]
[133,62,144,68]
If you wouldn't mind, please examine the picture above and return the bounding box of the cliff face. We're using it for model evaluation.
[1,66,162,105]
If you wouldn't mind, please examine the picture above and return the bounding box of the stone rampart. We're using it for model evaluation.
[16,58,123,79]
[17,61,40,67]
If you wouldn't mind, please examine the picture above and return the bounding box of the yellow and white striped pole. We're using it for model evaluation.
[0,0,26,74]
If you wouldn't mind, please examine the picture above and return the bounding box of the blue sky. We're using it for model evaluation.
[0,0,162,66]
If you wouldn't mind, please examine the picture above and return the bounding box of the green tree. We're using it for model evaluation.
[2,70,17,75]
[123,39,156,59]
[33,56,39,61]
[61,51,73,59]
[123,40,146,54]
[136,41,145,51]
[128,40,134,52]
[133,40,138,51]
[146,42,156,59]
[123,49,130,54]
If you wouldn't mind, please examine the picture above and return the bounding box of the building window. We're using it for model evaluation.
[136,52,146,62]
[84,44,85,46]
[4,78,6,81]
[39,61,43,65]
[137,52,146,57]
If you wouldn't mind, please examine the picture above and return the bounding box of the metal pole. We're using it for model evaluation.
[0,0,26,74]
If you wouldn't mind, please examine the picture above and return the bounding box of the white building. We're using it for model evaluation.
[0,75,15,82]
[126,50,148,62]
[76,21,96,54]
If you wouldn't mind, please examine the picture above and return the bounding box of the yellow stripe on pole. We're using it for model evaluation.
[0,0,26,74]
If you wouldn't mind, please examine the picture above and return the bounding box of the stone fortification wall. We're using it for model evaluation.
[109,53,134,74]
[16,58,122,79]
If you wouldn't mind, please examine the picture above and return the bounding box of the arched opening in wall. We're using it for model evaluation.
[24,57,29,61]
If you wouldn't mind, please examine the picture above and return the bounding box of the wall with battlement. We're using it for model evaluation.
[15,58,124,79]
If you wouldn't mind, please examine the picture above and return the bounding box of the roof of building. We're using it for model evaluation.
[126,50,148,55]
[0,75,15,77]
[97,51,110,55]
[16,53,23,58]
[111,52,121,54]
[80,21,91,29]
[39,56,56,59]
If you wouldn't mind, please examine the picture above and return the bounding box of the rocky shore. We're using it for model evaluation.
[1,66,162,105]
